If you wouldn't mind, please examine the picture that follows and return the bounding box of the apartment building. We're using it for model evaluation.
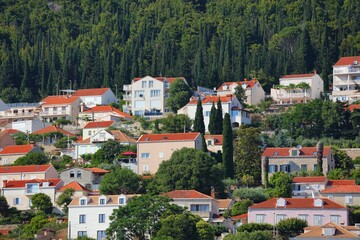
[73,88,117,108]
[39,95,81,122]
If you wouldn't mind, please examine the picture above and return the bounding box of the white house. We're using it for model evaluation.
[270,73,324,104]
[332,56,360,103]
[122,75,187,118]
[39,95,81,122]
[11,116,49,133]
[67,194,138,240]
[73,88,118,108]
[78,105,132,127]
[216,79,265,106]
[178,95,251,132]
[0,102,39,120]
[82,120,115,139]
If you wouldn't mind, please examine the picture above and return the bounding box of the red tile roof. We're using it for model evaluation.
[349,104,360,112]
[138,132,200,142]
[1,129,20,134]
[73,88,110,96]
[217,199,233,209]
[40,95,79,105]
[58,181,89,192]
[334,56,360,66]
[298,222,359,238]
[328,180,356,186]
[3,178,61,188]
[188,95,235,105]
[293,176,327,183]
[321,185,360,194]
[32,125,75,136]
[281,73,316,79]
[204,135,223,145]
[262,147,331,157]
[231,213,248,221]
[83,120,115,129]
[82,105,132,118]
[0,164,53,174]
[250,198,345,209]
[0,144,36,155]
[163,190,212,199]
[132,76,185,84]
[217,79,258,91]
[110,130,136,143]
[86,168,109,174]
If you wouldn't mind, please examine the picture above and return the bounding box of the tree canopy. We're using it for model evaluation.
[31,193,53,214]
[166,79,193,113]
[13,152,49,166]
[99,167,141,195]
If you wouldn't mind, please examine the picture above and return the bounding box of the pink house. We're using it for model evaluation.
[248,198,348,226]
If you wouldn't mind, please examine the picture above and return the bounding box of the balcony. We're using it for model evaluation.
[123,95,132,101]
[39,110,67,116]
[25,188,39,195]
[333,67,360,75]
[123,85,132,91]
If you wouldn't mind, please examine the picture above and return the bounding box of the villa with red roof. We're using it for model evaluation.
[39,95,81,122]
[261,146,335,184]
[216,78,265,105]
[82,120,115,139]
[137,132,202,174]
[332,56,360,103]
[0,144,43,165]
[321,184,360,207]
[2,178,63,210]
[270,72,324,105]
[78,105,132,127]
[178,95,251,132]
[59,167,109,190]
[73,87,117,108]
[248,197,348,226]
[32,125,75,145]
[122,75,188,118]
[204,135,223,153]
[57,181,90,198]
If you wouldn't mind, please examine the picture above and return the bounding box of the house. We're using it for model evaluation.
[0,164,58,187]
[32,125,75,145]
[216,79,266,105]
[39,95,81,122]
[59,167,109,190]
[11,116,48,133]
[270,72,324,105]
[1,178,63,210]
[261,146,335,184]
[137,132,202,174]
[122,75,188,117]
[332,56,360,103]
[67,194,137,240]
[0,144,44,165]
[73,88,118,108]
[78,105,132,127]
[178,95,251,132]
[0,131,16,150]
[320,184,360,207]
[248,198,348,226]
[204,135,223,153]
[57,181,90,198]
[291,223,360,239]
[82,120,115,139]
[231,213,248,233]
[0,102,39,120]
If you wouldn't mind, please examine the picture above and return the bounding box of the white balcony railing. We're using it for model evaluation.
[123,95,132,101]
[334,68,360,74]
[123,85,132,91]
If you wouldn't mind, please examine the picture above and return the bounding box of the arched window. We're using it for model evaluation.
[70,170,74,178]
[77,170,82,179]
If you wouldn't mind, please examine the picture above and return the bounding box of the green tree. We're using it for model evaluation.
[267,172,293,198]
[222,113,234,178]
[151,148,224,196]
[56,188,75,214]
[92,139,124,165]
[107,195,184,240]
[215,98,223,134]
[327,168,347,180]
[161,114,192,133]
[234,127,262,182]
[234,85,246,104]
[20,212,48,239]
[31,193,53,214]
[99,167,141,194]
[13,152,49,165]
[333,147,354,177]
[208,103,217,134]
[231,199,253,216]
[237,223,273,233]
[166,79,192,113]
[193,98,205,134]
[0,196,10,217]
[196,220,215,240]
[277,218,307,238]
[232,187,267,203]
[224,230,273,240]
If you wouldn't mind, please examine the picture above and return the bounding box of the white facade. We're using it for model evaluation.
[76,89,117,108]
[75,130,113,159]
[11,116,49,133]
[332,56,360,103]
[178,96,251,132]
[270,73,324,104]
[0,102,39,120]
[39,96,81,122]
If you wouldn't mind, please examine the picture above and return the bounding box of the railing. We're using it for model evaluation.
[123,85,132,91]
[25,189,39,194]
[123,95,132,100]
[334,68,360,74]
[145,112,163,116]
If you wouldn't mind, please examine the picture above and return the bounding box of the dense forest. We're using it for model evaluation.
[0,0,360,102]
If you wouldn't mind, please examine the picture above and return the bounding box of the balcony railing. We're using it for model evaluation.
[334,68,360,74]
[123,95,132,100]
[25,189,39,194]
[123,85,132,91]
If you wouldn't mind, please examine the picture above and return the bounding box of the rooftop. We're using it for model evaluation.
[0,144,36,155]
[83,120,115,129]
[249,198,345,209]
[32,125,75,136]
[163,190,213,199]
[217,79,258,91]
[334,56,360,66]
[110,130,136,143]
[188,95,235,105]
[321,185,360,194]
[3,178,61,188]
[293,176,327,183]
[82,105,132,118]
[138,132,200,142]
[40,95,79,105]
[132,76,185,84]
[280,73,316,79]
[297,222,360,239]
[204,135,223,145]
[69,194,139,206]
[262,147,331,157]
[58,181,90,192]
[0,164,53,174]
[73,88,110,96]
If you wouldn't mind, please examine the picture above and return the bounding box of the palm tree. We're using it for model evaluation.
[297,82,311,103]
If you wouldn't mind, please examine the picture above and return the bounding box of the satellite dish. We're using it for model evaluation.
[297,145,302,150]
[139,94,144,98]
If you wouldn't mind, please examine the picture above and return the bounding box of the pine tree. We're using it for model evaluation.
[222,113,234,178]
[193,98,205,134]
[208,103,217,134]
[215,98,223,134]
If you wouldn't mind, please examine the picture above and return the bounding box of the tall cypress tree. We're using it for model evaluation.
[215,98,223,134]
[222,113,234,178]
[193,98,205,134]
[208,103,217,134]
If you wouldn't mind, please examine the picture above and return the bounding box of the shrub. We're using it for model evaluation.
[232,187,267,203]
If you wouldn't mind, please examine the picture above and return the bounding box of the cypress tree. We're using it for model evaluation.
[215,98,223,134]
[193,98,205,134]
[208,103,217,134]
[222,113,234,178]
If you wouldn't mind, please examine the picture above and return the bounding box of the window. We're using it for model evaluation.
[280,164,290,173]
[141,153,150,158]
[134,90,145,98]
[77,170,82,179]
[231,111,238,117]
[88,130,92,136]
[314,215,324,226]
[13,198,21,205]
[26,183,39,193]
[276,214,286,224]
[207,140,212,146]
[159,152,164,158]
[99,214,105,223]
[205,111,210,117]
[99,198,105,205]
[78,231,87,237]
[142,81,147,88]
[291,149,298,156]
[268,165,278,173]
[149,81,154,88]
[190,204,209,212]
[97,230,106,240]
[255,214,265,223]
[119,198,125,205]
[298,214,308,222]
[80,199,86,205]
[313,164,318,171]
[330,215,340,224]
[150,90,161,97]
[345,195,353,204]
[79,214,86,224]
[301,164,307,172]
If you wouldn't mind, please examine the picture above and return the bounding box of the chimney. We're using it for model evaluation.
[3,180,7,188]
[314,70,317,74]
[210,186,215,198]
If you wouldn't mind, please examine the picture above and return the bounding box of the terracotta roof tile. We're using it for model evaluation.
[40,95,79,105]
[250,198,345,209]
[68,194,139,206]
[58,181,89,192]
[204,135,223,145]
[217,79,258,91]
[349,104,360,112]
[334,56,360,66]
[132,76,185,84]
[0,144,35,155]
[83,105,132,118]
[293,176,327,183]
[32,125,75,136]
[0,164,52,174]
[262,147,331,157]
[83,120,115,129]
[3,178,61,188]
[298,222,359,238]
[231,213,248,221]
[86,168,109,174]
[188,95,234,105]
[280,73,316,79]
[77,137,91,144]
[321,185,360,194]
[1,129,20,134]
[73,88,110,96]
[217,199,233,209]
[138,132,200,142]
[328,180,356,186]
[110,130,136,143]
[163,190,212,199]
